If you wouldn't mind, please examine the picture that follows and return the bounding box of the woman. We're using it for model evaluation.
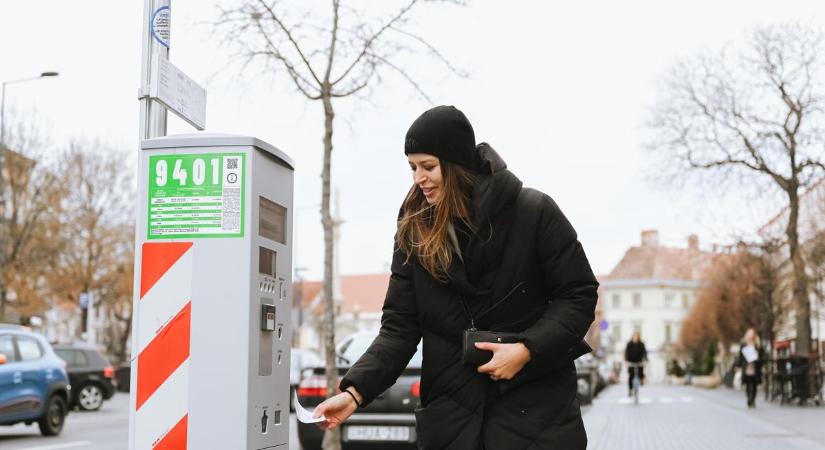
[737,328,763,408]
[313,106,599,449]
[624,331,647,396]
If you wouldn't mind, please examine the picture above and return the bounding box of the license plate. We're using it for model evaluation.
[345,425,411,441]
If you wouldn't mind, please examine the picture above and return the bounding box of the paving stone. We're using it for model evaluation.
[582,383,825,450]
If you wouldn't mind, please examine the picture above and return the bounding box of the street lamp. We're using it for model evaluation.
[0,71,58,322]
[1,71,60,148]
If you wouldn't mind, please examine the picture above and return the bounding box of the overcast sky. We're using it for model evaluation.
[2,0,824,280]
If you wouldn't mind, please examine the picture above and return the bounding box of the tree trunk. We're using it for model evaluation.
[320,90,341,450]
[118,311,132,366]
[786,186,812,357]
[0,288,6,322]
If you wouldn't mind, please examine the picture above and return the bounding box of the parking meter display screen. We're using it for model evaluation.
[259,247,276,277]
[259,196,286,244]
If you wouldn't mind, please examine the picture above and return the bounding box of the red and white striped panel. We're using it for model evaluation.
[134,242,193,450]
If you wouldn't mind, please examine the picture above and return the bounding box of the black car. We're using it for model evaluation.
[297,331,422,450]
[52,344,115,411]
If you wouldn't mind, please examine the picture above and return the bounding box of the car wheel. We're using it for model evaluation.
[77,383,105,411]
[38,395,67,436]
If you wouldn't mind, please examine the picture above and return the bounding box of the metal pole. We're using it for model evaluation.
[0,73,58,321]
[1,81,7,149]
[139,0,170,142]
[130,3,169,448]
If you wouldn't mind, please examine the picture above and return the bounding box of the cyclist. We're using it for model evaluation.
[624,331,647,396]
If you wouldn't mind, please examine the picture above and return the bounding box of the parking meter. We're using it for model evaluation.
[128,134,294,450]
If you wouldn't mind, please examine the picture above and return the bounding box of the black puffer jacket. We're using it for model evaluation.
[340,143,599,449]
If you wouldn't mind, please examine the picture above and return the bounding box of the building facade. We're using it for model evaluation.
[758,179,825,358]
[600,230,716,382]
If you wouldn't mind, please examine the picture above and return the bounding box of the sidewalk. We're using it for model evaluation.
[582,383,825,449]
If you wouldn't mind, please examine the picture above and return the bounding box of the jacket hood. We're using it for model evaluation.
[470,143,523,226]
[447,143,522,297]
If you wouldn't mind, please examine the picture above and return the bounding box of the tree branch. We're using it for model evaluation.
[323,0,341,84]
[331,0,419,86]
[370,52,433,103]
[255,0,323,85]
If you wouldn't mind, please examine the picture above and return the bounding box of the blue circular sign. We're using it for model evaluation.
[152,6,171,48]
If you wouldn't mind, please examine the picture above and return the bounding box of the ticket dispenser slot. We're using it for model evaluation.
[261,304,276,331]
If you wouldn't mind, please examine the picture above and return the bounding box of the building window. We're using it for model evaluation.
[665,322,672,343]
[682,294,690,309]
[612,294,621,309]
[613,322,622,342]
[632,292,641,308]
[632,321,643,334]
[665,292,674,308]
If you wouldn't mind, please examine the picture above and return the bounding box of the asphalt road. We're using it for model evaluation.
[0,393,302,450]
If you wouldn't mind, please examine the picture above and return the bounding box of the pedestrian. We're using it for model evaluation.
[312,105,598,449]
[624,331,647,396]
[736,327,764,408]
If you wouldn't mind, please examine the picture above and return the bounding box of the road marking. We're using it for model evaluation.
[15,441,92,450]
[617,397,653,404]
[617,396,689,404]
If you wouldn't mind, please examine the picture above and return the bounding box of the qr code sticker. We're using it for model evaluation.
[226,157,238,169]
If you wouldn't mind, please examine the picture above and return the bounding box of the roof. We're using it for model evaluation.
[341,273,390,314]
[294,273,391,316]
[602,244,716,283]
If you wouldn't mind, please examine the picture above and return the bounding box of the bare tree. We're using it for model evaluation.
[47,143,134,349]
[650,23,825,357]
[0,119,66,322]
[216,2,463,446]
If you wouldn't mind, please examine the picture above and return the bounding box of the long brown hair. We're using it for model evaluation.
[396,159,477,281]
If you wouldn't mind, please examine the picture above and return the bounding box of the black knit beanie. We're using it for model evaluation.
[404,105,478,170]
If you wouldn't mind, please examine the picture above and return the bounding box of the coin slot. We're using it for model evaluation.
[273,410,282,426]
[261,409,269,434]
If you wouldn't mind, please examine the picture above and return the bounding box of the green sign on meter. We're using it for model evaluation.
[148,153,246,239]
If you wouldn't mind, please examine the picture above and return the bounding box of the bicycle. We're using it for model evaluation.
[627,362,644,405]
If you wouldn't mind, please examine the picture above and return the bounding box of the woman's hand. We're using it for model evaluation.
[313,389,361,430]
[475,342,531,381]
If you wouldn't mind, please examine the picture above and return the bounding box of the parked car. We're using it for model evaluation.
[0,324,71,436]
[290,348,322,411]
[53,344,116,411]
[115,363,131,392]
[297,331,422,450]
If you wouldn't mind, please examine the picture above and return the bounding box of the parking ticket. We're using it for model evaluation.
[294,391,326,424]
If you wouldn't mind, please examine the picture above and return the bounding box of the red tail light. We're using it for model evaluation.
[411,380,420,397]
[297,375,327,398]
[103,366,115,378]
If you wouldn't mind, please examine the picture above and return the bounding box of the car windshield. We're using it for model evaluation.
[339,333,422,368]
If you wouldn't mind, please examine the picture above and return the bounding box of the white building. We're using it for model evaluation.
[758,179,825,357]
[600,230,717,382]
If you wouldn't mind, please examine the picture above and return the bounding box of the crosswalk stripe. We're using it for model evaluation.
[616,396,694,404]
[15,442,92,450]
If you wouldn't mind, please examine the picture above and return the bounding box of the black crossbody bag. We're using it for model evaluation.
[447,224,591,370]
[459,291,592,368]
[458,284,527,366]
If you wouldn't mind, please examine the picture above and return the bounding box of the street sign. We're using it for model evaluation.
[151,5,171,48]
[79,292,90,310]
[149,54,206,130]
